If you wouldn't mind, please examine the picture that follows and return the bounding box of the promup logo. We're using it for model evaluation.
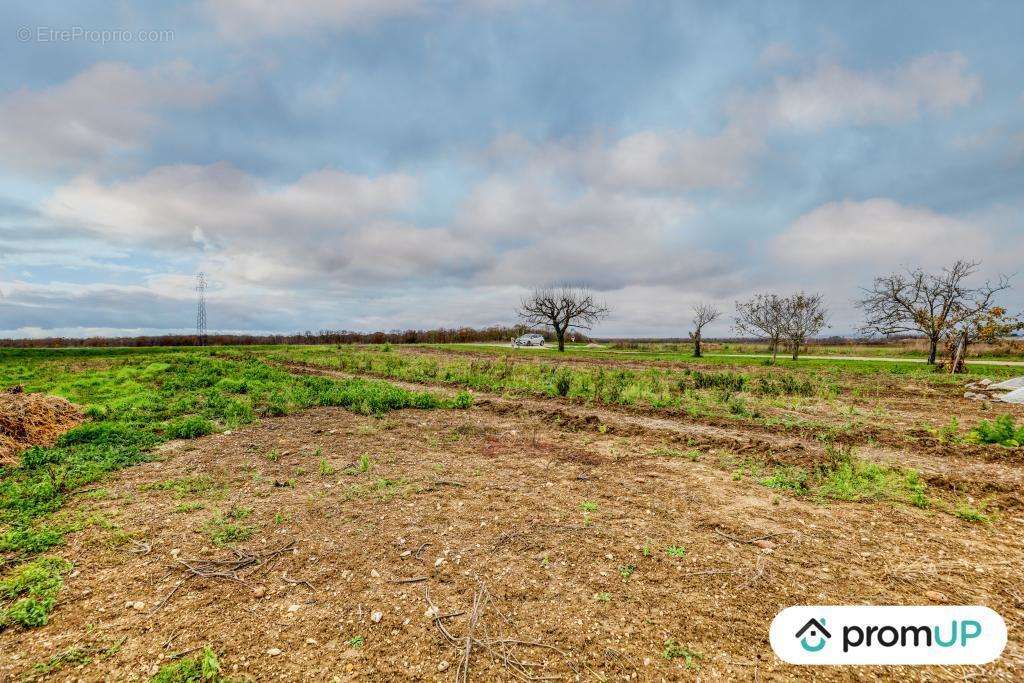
[795,618,831,652]
[770,606,1006,665]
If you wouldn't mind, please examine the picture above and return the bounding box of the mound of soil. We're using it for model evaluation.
[0,387,83,465]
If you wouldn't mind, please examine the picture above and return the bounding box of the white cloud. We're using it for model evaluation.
[772,198,989,269]
[0,62,217,174]
[42,162,488,290]
[734,52,980,130]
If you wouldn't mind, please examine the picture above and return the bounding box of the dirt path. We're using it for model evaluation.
[3,400,1021,681]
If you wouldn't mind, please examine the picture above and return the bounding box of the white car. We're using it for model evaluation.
[514,333,545,347]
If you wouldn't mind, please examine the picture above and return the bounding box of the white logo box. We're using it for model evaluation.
[770,605,1007,665]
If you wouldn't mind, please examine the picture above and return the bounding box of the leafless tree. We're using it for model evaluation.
[517,285,609,352]
[690,303,720,358]
[781,292,829,360]
[857,260,1011,364]
[734,294,786,360]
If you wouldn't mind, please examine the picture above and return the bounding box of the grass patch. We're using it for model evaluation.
[759,446,929,508]
[0,556,71,629]
[662,639,701,669]
[151,646,227,683]
[953,500,991,523]
[204,506,255,546]
[967,414,1024,447]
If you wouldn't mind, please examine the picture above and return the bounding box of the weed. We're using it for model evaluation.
[593,592,612,602]
[580,501,598,513]
[662,639,701,669]
[618,564,636,581]
[651,447,700,461]
[936,418,961,445]
[27,645,95,677]
[347,635,365,649]
[954,500,990,523]
[174,502,204,513]
[666,546,687,558]
[151,646,225,682]
[204,507,255,547]
[318,457,335,476]
[0,556,71,629]
[967,414,1024,447]
[761,466,809,494]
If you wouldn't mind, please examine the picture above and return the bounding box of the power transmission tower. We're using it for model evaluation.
[195,272,208,346]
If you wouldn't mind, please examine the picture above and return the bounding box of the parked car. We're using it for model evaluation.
[513,333,545,347]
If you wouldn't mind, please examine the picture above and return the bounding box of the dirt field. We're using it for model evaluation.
[1,346,1023,681]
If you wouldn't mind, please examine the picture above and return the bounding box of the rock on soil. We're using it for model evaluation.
[0,388,83,466]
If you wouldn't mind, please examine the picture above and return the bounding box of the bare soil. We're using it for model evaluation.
[2,387,1022,681]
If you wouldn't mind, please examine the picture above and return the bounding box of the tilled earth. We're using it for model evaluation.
[2,387,1022,681]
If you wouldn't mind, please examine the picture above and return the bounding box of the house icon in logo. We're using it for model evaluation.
[795,618,831,652]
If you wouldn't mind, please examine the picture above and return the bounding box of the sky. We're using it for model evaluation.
[1,1,1022,339]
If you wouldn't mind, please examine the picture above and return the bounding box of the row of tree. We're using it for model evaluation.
[0,326,554,349]
[518,260,1020,372]
[693,292,830,361]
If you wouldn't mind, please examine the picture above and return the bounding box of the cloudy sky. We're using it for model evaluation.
[1,1,1023,338]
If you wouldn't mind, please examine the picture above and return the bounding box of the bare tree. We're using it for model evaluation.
[734,294,786,360]
[690,303,720,358]
[858,260,1011,364]
[781,292,829,360]
[517,285,609,352]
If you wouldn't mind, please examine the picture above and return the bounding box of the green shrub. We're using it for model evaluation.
[688,371,746,392]
[967,414,1024,447]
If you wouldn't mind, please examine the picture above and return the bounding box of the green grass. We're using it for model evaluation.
[0,348,462,629]
[953,500,991,523]
[966,414,1024,447]
[662,638,701,669]
[759,446,930,508]
[151,646,226,682]
[204,506,255,546]
[0,556,71,629]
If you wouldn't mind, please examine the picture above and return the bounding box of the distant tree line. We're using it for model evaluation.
[0,325,569,349]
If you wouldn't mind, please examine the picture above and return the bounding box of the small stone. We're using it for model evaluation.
[643,657,652,666]
[267,648,282,656]
[424,605,440,619]
[131,601,145,610]
[925,590,947,603]
[437,661,450,672]
[370,569,381,578]
[371,610,383,623]
[288,604,301,612]
[306,638,318,645]
[170,548,180,557]
[753,539,774,549]
[252,586,267,598]
[434,557,445,568]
